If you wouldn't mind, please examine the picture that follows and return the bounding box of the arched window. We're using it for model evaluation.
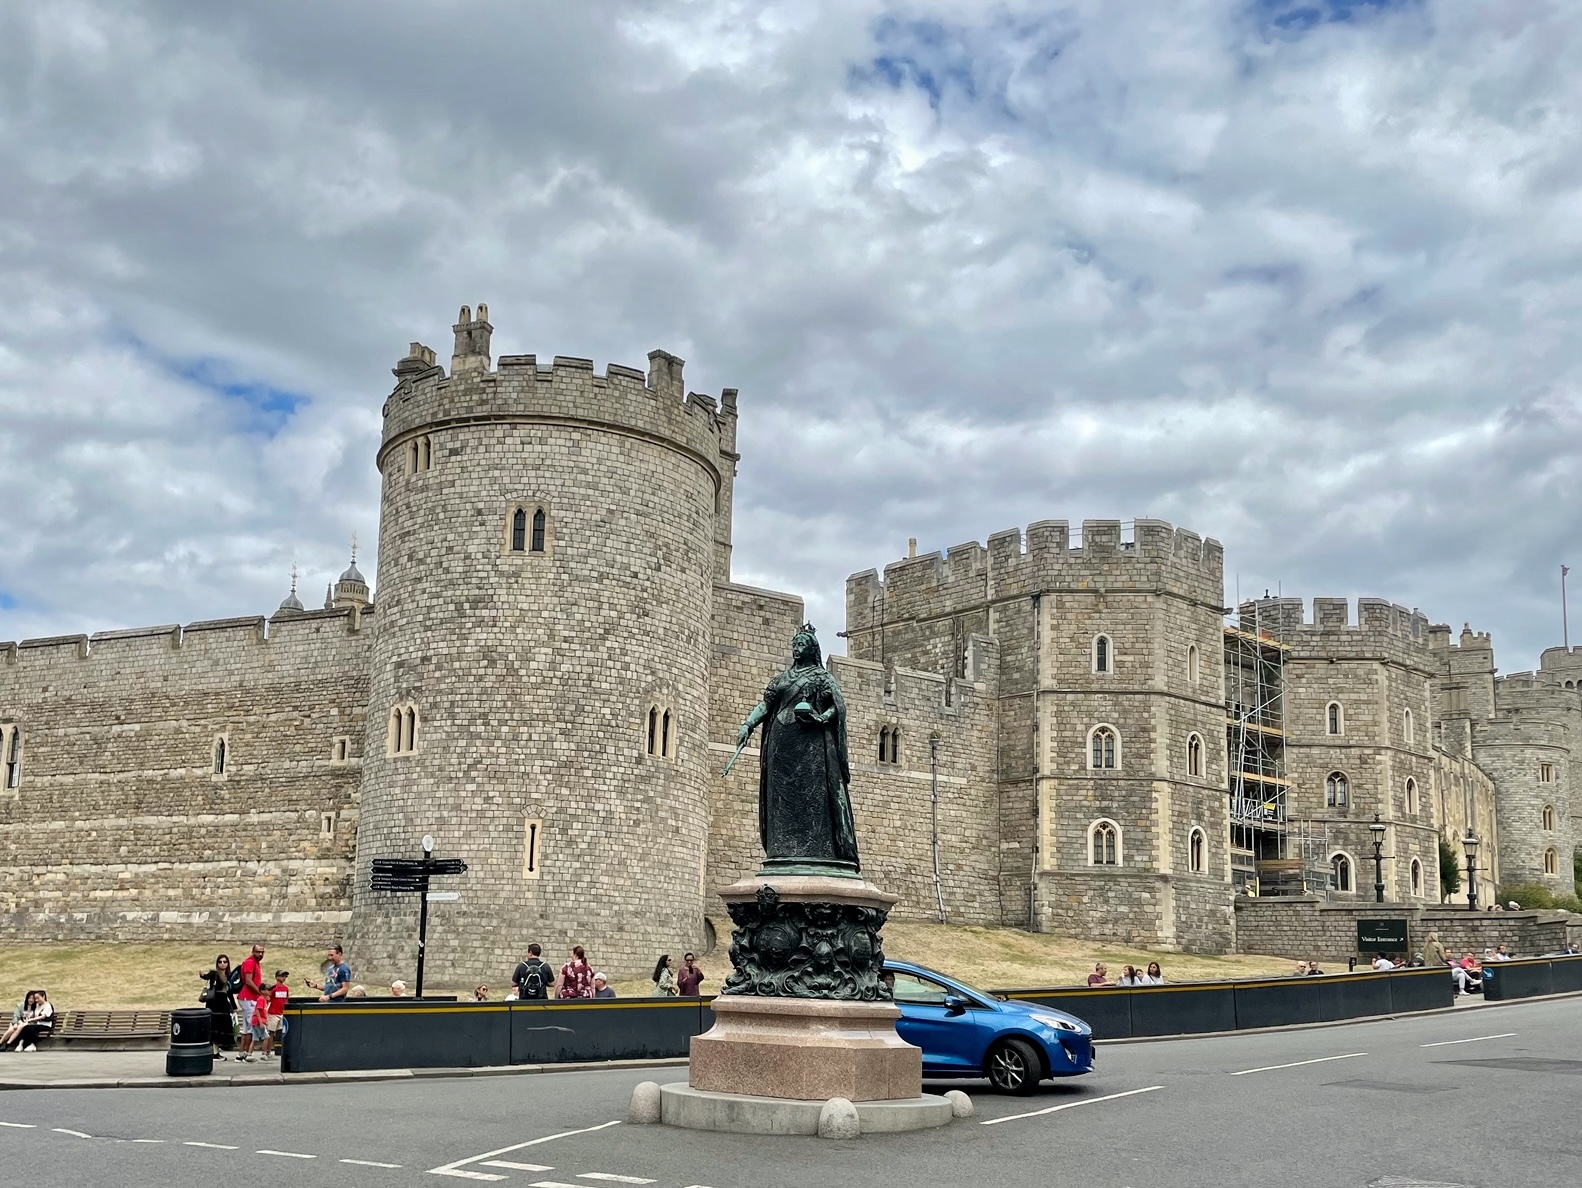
[1404,777,1417,815]
[1089,820,1120,866]
[1539,762,1555,783]
[1403,708,1414,745]
[1410,859,1423,897]
[1544,848,1559,876]
[3,727,19,790]
[404,708,417,752]
[1188,827,1206,874]
[1326,771,1349,808]
[1542,804,1556,831]
[661,709,673,759]
[421,437,432,471]
[531,508,546,553]
[647,707,660,756]
[1089,726,1118,770]
[511,509,527,552]
[388,704,418,755]
[409,441,420,473]
[1093,635,1112,674]
[1331,852,1353,893]
[1327,702,1343,735]
[1187,644,1200,684]
[1187,733,1204,778]
[212,737,227,776]
[878,727,890,764]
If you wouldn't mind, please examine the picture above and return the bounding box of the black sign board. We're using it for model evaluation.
[368,850,468,996]
[1357,917,1410,954]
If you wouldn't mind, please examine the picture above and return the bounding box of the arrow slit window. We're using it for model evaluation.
[523,817,543,879]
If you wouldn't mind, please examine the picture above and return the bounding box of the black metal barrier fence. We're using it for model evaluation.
[1482,954,1582,1002]
[280,963,1504,1073]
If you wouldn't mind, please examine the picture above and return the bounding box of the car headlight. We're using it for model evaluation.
[1030,1012,1081,1032]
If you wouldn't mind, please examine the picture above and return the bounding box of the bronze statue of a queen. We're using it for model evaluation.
[734,624,860,876]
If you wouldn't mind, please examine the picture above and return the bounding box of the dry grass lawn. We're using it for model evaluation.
[3,926,1303,1010]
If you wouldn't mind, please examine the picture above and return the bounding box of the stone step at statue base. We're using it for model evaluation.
[658,1082,954,1135]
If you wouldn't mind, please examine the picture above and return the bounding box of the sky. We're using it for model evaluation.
[1,0,1580,672]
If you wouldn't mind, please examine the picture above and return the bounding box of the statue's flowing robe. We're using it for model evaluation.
[757,663,859,868]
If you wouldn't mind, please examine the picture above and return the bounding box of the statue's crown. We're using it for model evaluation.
[799,621,817,636]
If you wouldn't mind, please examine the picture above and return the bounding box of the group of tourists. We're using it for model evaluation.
[1086,961,1166,986]
[505,946,709,1000]
[200,942,348,1060]
[0,990,54,1051]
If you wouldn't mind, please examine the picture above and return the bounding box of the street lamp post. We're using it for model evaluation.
[1463,831,1481,913]
[1369,814,1388,904]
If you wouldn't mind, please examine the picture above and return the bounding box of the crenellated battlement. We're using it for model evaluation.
[378,306,737,483]
[1430,622,1494,653]
[1,608,368,672]
[846,518,1223,622]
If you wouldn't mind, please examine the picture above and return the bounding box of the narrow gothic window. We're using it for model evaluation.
[409,442,420,473]
[1189,828,1205,873]
[1544,848,1559,876]
[404,708,417,752]
[1326,771,1348,808]
[1539,762,1554,783]
[878,727,890,764]
[531,508,546,552]
[648,707,659,756]
[1405,777,1417,815]
[1187,644,1199,684]
[1091,821,1118,865]
[1188,734,1203,778]
[661,710,673,759]
[1542,804,1555,831]
[421,437,432,471]
[1332,853,1352,893]
[335,739,348,762]
[1090,726,1117,770]
[511,509,527,552]
[5,728,20,789]
[1403,709,1414,745]
[1411,859,1422,896]
[1327,702,1343,735]
[1094,635,1111,674]
[213,737,227,776]
[889,727,901,765]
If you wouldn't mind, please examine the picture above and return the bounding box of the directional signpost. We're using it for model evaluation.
[370,834,467,997]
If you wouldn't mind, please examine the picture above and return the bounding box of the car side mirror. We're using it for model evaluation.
[943,994,969,1015]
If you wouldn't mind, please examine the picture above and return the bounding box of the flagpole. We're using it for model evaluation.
[1564,565,1571,651]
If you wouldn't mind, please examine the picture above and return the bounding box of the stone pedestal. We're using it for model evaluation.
[690,996,921,1101]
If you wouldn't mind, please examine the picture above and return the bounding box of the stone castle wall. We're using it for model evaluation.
[1234,897,1582,963]
[0,610,368,943]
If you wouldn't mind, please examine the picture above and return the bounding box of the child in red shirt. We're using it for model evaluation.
[263,970,291,1058]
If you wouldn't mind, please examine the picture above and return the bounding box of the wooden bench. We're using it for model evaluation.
[47,1009,172,1051]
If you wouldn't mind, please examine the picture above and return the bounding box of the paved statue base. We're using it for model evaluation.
[661,873,945,1135]
[658,1082,953,1135]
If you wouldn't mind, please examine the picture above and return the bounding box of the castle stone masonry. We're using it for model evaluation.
[1,308,1575,980]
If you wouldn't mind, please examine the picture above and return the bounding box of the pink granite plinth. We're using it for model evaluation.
[689,996,922,1102]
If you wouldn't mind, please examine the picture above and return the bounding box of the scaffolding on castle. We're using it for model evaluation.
[1225,602,1301,894]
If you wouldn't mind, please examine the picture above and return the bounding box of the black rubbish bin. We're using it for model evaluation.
[167,1007,214,1077]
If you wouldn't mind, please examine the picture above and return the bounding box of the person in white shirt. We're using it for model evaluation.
[1372,955,1395,972]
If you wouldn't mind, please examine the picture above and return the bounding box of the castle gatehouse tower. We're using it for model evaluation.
[348,305,739,983]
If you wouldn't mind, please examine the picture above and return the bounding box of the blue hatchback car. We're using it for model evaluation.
[884,960,1094,1094]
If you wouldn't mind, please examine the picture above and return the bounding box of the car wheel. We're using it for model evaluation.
[986,1037,1042,1095]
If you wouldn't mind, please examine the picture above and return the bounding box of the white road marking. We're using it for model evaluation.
[132,1139,166,1144]
[482,1162,556,1171]
[1421,1032,1517,1048]
[981,1084,1163,1125]
[1230,1052,1367,1076]
[427,1120,622,1180]
[530,1182,585,1188]
[52,1128,92,1139]
[0,1122,36,1128]
[185,1141,240,1149]
[579,1176,657,1185]
[342,1159,404,1168]
[258,1149,317,1159]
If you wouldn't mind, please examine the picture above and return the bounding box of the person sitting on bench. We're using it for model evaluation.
[1,990,53,1051]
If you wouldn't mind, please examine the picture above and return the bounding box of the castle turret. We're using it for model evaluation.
[274,565,305,618]
[349,305,740,982]
[331,540,370,613]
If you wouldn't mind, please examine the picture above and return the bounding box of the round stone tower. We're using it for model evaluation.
[348,304,739,984]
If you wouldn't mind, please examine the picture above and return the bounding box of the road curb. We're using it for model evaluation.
[0,1055,689,1092]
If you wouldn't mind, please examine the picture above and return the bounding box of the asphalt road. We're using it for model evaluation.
[4,997,1580,1188]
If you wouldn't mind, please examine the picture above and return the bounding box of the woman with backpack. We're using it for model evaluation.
[199,954,239,1058]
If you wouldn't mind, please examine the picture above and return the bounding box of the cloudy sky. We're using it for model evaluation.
[2,0,1579,671]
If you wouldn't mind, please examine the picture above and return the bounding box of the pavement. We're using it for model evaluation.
[2,994,1579,1188]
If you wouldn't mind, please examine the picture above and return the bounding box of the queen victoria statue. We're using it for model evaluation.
[731,623,860,877]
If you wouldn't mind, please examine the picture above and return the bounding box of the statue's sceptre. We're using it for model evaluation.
[723,729,754,776]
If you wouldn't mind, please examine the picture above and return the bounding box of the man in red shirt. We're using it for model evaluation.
[237,944,266,1062]
[558,946,594,998]
[677,952,707,997]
